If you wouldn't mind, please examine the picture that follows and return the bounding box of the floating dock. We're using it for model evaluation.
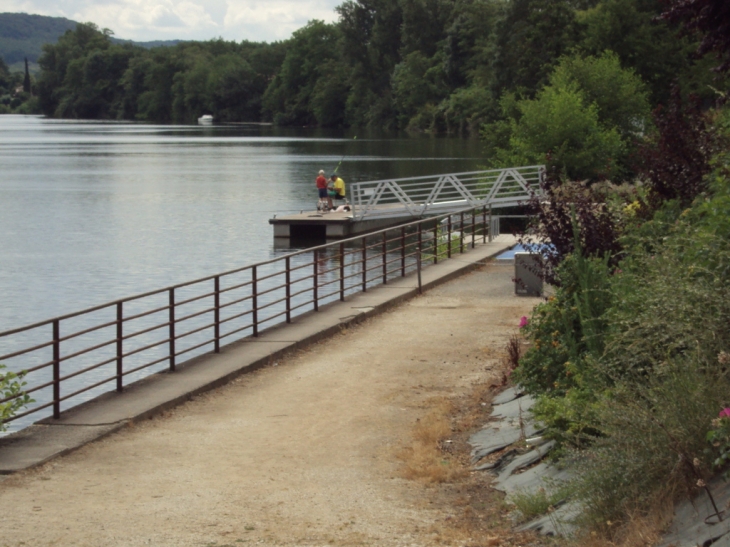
[269,166,544,239]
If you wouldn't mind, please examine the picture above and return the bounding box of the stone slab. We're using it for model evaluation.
[470,420,540,463]
[494,441,556,489]
[493,461,573,495]
[491,394,535,420]
[517,501,581,537]
[492,386,524,406]
[657,476,730,547]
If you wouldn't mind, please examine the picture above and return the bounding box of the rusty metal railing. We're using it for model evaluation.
[0,206,498,432]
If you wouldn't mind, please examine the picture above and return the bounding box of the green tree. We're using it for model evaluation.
[23,57,30,93]
[392,50,447,128]
[262,20,342,125]
[491,0,583,99]
[549,52,651,140]
[337,0,403,127]
[36,22,116,116]
[0,56,10,93]
[492,83,625,180]
[577,0,715,105]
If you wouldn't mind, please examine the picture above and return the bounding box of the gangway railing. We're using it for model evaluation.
[0,206,505,434]
[350,165,544,220]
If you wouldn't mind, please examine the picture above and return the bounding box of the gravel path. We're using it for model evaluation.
[0,263,538,547]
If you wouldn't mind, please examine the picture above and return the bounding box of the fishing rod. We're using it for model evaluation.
[333,135,356,175]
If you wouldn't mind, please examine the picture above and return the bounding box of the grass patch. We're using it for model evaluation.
[509,483,571,523]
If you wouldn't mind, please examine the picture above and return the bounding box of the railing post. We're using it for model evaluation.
[362,237,368,292]
[482,206,487,243]
[214,276,220,353]
[447,216,452,259]
[252,266,258,337]
[382,231,387,284]
[52,319,60,419]
[433,222,438,264]
[116,302,123,392]
[401,227,406,277]
[285,256,291,323]
[169,288,176,372]
[460,212,465,254]
[339,243,345,301]
[471,209,476,249]
[489,206,493,242]
[417,224,423,295]
[313,249,319,311]
[417,222,423,270]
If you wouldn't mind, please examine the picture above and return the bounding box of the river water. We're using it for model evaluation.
[0,115,485,332]
[0,115,486,431]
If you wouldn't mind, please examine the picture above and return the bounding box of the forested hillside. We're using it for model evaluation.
[0,13,77,66]
[0,12,180,72]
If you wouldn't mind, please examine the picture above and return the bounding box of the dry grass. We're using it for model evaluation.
[395,355,558,547]
[566,493,674,547]
[397,398,467,483]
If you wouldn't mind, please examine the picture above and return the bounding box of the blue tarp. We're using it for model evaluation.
[496,244,554,261]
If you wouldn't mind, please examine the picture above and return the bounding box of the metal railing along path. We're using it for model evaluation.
[350,165,544,220]
[0,207,506,433]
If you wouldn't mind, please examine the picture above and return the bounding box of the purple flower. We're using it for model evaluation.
[519,316,528,328]
[719,408,730,418]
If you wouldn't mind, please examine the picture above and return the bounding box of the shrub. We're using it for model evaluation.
[519,170,624,286]
[572,359,727,530]
[0,364,32,431]
[639,89,719,210]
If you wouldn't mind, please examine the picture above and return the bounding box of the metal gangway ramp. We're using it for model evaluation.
[350,165,545,220]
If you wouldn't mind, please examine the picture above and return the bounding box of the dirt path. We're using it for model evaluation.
[0,263,539,547]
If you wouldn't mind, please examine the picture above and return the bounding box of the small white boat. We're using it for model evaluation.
[197,114,213,125]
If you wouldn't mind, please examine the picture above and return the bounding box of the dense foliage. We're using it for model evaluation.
[7,0,722,143]
[512,106,730,533]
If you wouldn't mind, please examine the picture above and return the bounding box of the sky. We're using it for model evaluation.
[0,0,343,43]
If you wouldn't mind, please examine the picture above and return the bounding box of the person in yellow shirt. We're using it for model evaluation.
[329,174,346,201]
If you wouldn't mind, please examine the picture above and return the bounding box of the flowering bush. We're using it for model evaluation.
[707,402,730,479]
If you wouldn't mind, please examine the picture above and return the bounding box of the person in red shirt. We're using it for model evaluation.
[316,169,332,211]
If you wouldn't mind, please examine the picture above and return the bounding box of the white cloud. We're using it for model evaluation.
[0,0,342,42]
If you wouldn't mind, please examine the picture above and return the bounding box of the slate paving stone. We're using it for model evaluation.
[475,448,519,471]
[492,386,524,406]
[517,501,581,537]
[493,441,556,489]
[491,395,535,420]
[493,460,573,495]
[657,476,730,547]
[469,420,540,463]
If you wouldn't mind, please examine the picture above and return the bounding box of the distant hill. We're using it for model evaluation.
[0,13,76,65]
[0,12,180,71]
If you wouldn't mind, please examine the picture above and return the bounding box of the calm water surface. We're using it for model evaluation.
[0,115,486,332]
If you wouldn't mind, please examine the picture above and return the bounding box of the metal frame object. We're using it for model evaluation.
[350,165,544,220]
[0,206,500,432]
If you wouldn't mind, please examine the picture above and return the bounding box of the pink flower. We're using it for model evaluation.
[718,408,730,418]
[519,316,528,328]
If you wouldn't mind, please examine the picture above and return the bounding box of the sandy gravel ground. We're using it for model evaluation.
[0,263,539,547]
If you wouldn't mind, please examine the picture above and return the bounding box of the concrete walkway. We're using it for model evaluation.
[0,234,520,474]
